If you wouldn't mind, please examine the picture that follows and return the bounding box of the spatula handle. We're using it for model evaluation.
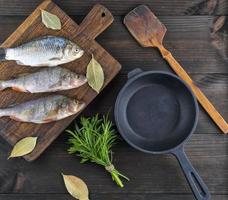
[157,44,228,134]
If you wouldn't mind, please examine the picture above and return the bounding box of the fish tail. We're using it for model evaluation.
[0,48,6,61]
[0,81,7,91]
[0,108,10,118]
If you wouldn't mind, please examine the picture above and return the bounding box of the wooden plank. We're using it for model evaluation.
[0,15,226,134]
[52,72,227,134]
[0,1,226,199]
[0,1,121,161]
[0,16,227,73]
[123,5,227,133]
[0,16,219,37]
[0,134,227,194]
[82,73,228,134]
[1,74,219,135]
[99,15,228,74]
[0,194,227,200]
[0,0,227,16]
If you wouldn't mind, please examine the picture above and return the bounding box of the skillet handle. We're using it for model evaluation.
[128,68,143,79]
[172,147,211,200]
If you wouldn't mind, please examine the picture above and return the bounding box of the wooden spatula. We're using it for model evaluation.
[124,5,228,134]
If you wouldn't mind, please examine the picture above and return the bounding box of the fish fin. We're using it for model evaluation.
[0,81,6,91]
[49,57,61,61]
[49,82,61,89]
[32,63,53,67]
[16,60,46,67]
[12,87,28,93]
[10,116,23,122]
[16,60,25,65]
[0,48,6,61]
[17,72,30,77]
[37,64,51,67]
[43,118,56,123]
[43,110,59,123]
[0,108,9,118]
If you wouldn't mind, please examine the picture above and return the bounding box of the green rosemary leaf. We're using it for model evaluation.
[66,114,129,187]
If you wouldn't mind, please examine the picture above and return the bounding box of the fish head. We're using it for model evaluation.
[73,74,87,87]
[69,100,86,113]
[64,42,84,61]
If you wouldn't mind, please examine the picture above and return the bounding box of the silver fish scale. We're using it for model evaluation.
[4,36,84,67]
[36,36,66,53]
[0,95,85,123]
[14,36,66,61]
[0,67,87,93]
[18,95,67,121]
[31,68,61,90]
[27,36,67,49]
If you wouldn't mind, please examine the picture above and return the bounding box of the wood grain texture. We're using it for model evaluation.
[0,194,228,200]
[81,73,228,135]
[160,48,228,133]
[0,1,121,161]
[124,5,228,133]
[0,16,227,74]
[0,0,227,16]
[0,134,227,194]
[0,0,227,200]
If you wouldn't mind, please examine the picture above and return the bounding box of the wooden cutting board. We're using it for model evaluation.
[0,0,121,161]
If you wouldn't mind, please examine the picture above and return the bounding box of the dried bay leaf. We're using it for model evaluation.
[8,137,37,159]
[62,174,89,200]
[212,16,226,34]
[41,9,61,30]
[86,54,104,93]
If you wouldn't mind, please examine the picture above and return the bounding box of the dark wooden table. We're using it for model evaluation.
[0,1,227,200]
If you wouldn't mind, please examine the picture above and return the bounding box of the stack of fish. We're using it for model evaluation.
[0,36,86,124]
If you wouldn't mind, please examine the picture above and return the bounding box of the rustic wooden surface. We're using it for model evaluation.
[124,4,228,134]
[0,0,227,200]
[0,1,121,161]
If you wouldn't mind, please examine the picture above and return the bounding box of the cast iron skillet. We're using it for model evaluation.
[115,69,211,200]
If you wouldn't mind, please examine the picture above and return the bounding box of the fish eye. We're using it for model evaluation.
[75,48,80,53]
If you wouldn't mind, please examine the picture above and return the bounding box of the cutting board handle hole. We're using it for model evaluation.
[101,12,106,17]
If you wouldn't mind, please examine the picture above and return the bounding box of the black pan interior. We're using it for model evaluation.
[115,72,198,153]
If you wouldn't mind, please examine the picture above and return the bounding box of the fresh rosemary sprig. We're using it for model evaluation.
[66,114,129,188]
